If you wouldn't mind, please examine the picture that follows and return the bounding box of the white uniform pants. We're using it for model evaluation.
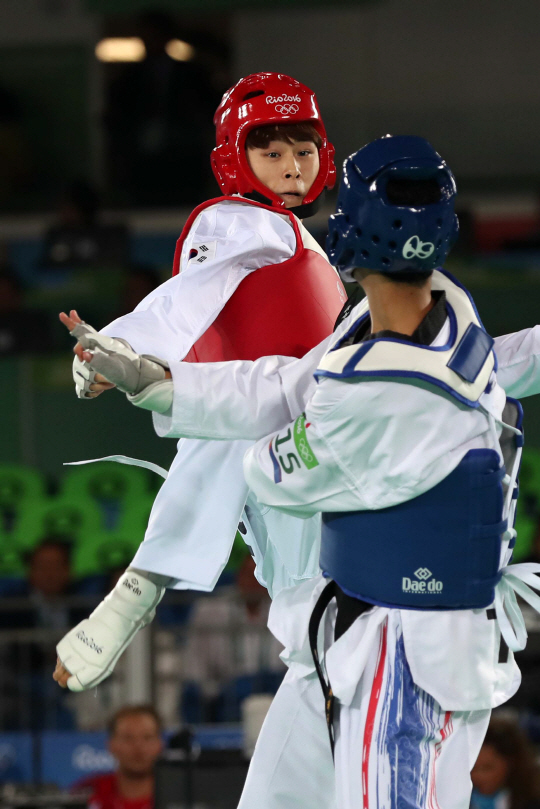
[240,615,490,809]
[334,617,490,809]
[238,669,335,809]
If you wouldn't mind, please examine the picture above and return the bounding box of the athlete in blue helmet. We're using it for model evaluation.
[236,138,539,807]
[58,136,540,809]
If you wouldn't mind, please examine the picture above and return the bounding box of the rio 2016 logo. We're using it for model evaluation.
[266,94,301,105]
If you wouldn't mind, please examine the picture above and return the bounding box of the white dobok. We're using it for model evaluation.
[140,270,540,809]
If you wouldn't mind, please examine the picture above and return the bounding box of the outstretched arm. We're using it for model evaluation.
[72,320,540,440]
[154,322,540,439]
[494,326,540,398]
[151,334,335,441]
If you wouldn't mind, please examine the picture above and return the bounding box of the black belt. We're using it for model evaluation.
[308,580,372,758]
[308,581,338,757]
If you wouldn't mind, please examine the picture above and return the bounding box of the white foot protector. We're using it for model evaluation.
[56,570,166,692]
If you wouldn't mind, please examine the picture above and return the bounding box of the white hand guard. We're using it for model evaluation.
[70,322,169,395]
[56,570,166,692]
[73,354,99,399]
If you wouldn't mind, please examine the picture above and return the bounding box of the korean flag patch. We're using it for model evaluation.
[188,241,217,264]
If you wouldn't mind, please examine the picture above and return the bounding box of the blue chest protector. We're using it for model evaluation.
[317,270,517,611]
[320,449,507,609]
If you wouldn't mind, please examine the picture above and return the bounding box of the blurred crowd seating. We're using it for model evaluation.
[0,459,283,734]
[0,459,252,591]
[0,461,158,584]
[0,179,178,359]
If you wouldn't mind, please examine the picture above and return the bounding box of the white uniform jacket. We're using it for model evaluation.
[154,271,540,710]
[99,198,335,594]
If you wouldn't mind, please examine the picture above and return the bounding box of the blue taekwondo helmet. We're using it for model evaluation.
[327,135,459,282]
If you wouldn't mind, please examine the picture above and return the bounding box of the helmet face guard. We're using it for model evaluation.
[212,72,336,217]
[327,135,459,281]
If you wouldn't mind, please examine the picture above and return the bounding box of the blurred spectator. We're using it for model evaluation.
[104,11,218,207]
[0,538,83,730]
[27,538,74,628]
[0,538,84,630]
[76,705,163,809]
[114,267,162,318]
[470,715,540,809]
[181,555,285,722]
[0,268,53,355]
[39,180,130,270]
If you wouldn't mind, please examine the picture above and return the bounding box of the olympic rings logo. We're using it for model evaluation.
[297,437,315,464]
[275,103,299,115]
[402,235,435,260]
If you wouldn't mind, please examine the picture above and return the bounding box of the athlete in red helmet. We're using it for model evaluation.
[211,72,335,212]
[54,73,345,809]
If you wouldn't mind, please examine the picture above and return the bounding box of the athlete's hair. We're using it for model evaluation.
[480,716,540,809]
[352,267,433,287]
[108,704,162,736]
[245,123,323,150]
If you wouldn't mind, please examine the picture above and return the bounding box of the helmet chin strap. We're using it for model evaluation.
[243,189,325,219]
[289,192,324,219]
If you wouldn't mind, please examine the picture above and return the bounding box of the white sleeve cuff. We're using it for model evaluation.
[127,379,174,413]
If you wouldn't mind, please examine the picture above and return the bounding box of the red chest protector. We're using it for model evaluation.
[172,196,346,363]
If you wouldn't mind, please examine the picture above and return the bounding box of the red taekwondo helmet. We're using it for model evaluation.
[211,72,336,217]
